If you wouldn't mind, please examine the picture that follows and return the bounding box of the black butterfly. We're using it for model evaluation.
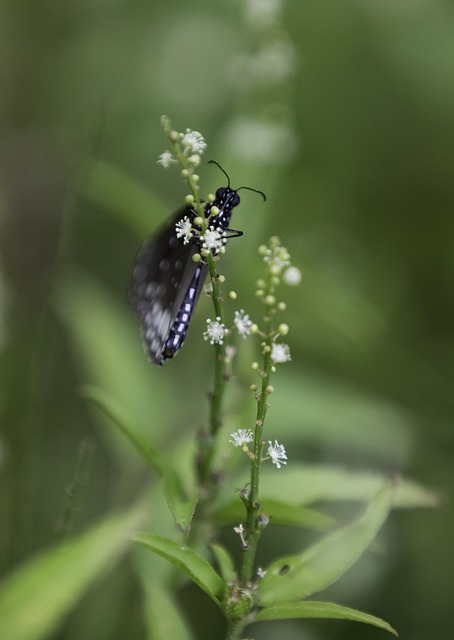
[129,162,265,365]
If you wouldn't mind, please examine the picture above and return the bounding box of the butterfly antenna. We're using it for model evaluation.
[208,160,266,201]
[208,160,231,187]
[237,185,267,201]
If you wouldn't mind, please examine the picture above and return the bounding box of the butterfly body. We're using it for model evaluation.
[130,187,241,365]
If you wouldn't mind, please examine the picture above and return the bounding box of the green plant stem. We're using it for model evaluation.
[198,252,227,487]
[225,618,246,640]
[162,118,229,523]
[240,276,275,584]
[240,345,272,585]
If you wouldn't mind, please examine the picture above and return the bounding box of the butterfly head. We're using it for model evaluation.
[207,161,266,230]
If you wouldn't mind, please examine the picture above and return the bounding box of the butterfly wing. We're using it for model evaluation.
[130,207,207,364]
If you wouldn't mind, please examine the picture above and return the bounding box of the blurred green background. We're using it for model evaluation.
[1,0,453,638]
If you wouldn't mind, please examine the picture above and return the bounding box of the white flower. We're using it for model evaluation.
[157,150,175,168]
[257,567,267,578]
[270,342,291,364]
[180,129,207,156]
[201,227,227,254]
[267,440,287,469]
[175,216,194,245]
[283,266,301,285]
[229,429,254,447]
[234,309,253,338]
[203,317,228,345]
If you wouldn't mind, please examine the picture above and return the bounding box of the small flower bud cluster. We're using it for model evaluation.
[259,235,290,275]
[158,116,209,218]
[158,116,207,170]
[255,236,301,365]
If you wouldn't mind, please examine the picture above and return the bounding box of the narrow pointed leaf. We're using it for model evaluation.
[83,386,198,533]
[257,464,438,508]
[134,534,224,604]
[257,484,392,606]
[255,600,397,635]
[214,499,334,530]
[0,504,147,640]
[81,385,167,472]
[160,474,198,536]
[54,273,173,444]
[210,544,237,583]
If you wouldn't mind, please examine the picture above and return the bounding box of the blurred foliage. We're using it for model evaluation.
[1,0,453,638]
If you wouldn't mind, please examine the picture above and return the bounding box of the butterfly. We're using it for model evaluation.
[129,161,265,365]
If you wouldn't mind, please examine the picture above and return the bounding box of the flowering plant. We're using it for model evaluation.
[125,119,401,639]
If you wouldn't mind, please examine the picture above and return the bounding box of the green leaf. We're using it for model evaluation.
[255,601,397,635]
[257,464,438,509]
[210,544,237,583]
[134,534,224,605]
[142,583,194,640]
[81,385,167,472]
[160,474,198,536]
[214,499,334,531]
[82,386,198,534]
[271,370,413,462]
[0,503,147,640]
[54,272,174,450]
[257,484,392,606]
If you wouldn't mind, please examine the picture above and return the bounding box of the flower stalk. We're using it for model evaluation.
[160,116,231,491]
[240,267,276,584]
[158,121,299,638]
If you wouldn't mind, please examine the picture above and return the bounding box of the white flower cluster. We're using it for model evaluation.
[201,227,227,254]
[270,342,291,364]
[203,317,228,345]
[180,129,207,155]
[228,430,288,470]
[229,429,254,447]
[157,150,174,169]
[157,128,207,168]
[234,309,253,338]
[175,216,194,245]
[267,440,287,469]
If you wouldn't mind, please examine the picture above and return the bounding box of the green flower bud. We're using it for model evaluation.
[278,323,289,336]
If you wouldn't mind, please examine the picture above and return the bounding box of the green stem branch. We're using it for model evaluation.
[198,253,227,487]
